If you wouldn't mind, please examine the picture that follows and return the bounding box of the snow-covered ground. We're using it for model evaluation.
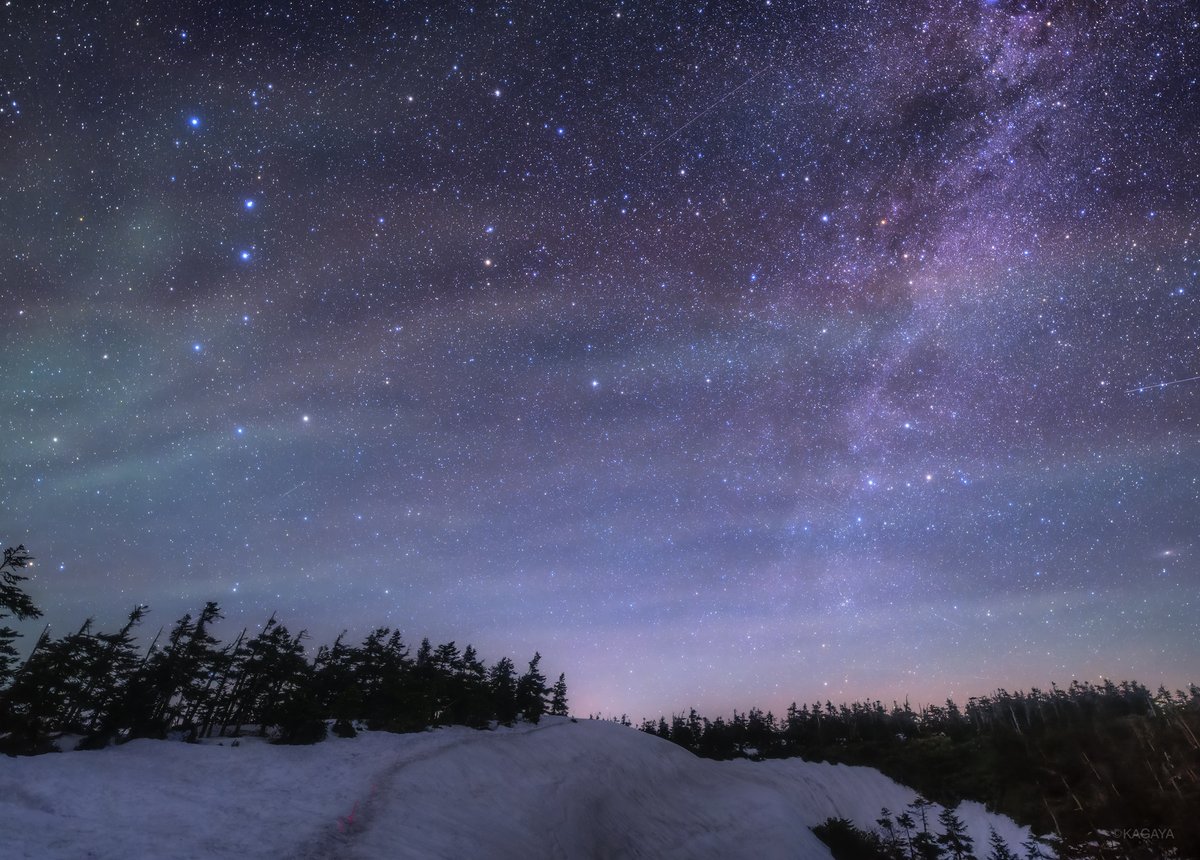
[1,717,1034,859]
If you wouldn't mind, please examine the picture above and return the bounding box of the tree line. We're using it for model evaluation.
[0,545,568,754]
[643,682,1200,859]
[813,796,1053,860]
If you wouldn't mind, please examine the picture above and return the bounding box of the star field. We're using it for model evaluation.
[1,0,1198,717]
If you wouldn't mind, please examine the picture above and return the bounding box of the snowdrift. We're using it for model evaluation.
[1,717,1033,859]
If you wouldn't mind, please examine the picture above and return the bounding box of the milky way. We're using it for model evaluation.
[2,0,1197,717]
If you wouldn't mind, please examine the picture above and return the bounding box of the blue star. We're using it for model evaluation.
[244,199,255,210]
[239,250,252,261]
[189,116,200,128]
[192,343,203,353]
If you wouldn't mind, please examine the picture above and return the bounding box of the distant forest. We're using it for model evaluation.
[640,683,1200,859]
[0,545,567,753]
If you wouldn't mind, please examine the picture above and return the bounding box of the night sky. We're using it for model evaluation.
[2,0,1198,718]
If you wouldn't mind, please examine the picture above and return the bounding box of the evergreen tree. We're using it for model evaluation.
[936,806,975,860]
[876,808,903,859]
[78,605,147,745]
[312,633,359,737]
[222,614,307,737]
[1020,836,1051,860]
[907,797,943,860]
[452,644,491,728]
[41,618,99,732]
[516,652,547,723]
[355,627,412,729]
[271,643,325,746]
[127,602,225,738]
[812,817,894,859]
[549,673,568,716]
[0,545,40,687]
[489,656,518,725]
[2,618,95,747]
[408,636,438,727]
[896,811,918,860]
[430,641,463,725]
[985,828,1017,860]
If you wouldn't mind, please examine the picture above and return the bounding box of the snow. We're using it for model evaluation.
[0,717,1034,859]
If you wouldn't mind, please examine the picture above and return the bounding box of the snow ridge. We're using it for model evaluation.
[0,717,1034,859]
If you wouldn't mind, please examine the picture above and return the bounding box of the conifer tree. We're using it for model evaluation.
[877,808,903,859]
[907,797,943,860]
[0,545,40,687]
[489,656,518,725]
[453,644,490,728]
[985,828,1017,860]
[223,614,307,736]
[270,633,325,745]
[516,652,547,723]
[354,627,411,728]
[896,811,918,860]
[78,605,147,744]
[312,633,359,737]
[408,636,439,727]
[3,618,94,743]
[1020,836,1051,860]
[130,602,224,738]
[936,806,975,860]
[42,618,98,732]
[430,641,463,725]
[549,673,568,716]
[198,627,245,738]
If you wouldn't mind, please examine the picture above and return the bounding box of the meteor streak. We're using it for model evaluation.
[1125,374,1200,394]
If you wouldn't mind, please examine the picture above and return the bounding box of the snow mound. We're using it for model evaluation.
[0,717,1033,859]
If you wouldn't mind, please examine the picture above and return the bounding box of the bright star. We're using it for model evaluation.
[189,116,200,127]
[240,250,251,261]
[244,199,255,209]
